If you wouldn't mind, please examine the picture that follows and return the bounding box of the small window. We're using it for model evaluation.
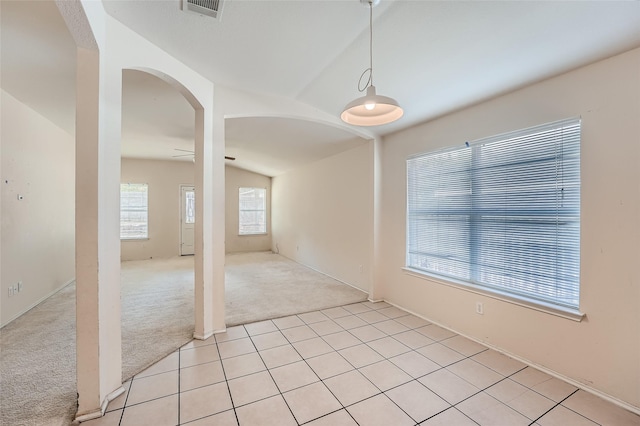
[120,183,148,240]
[407,118,581,310]
[185,190,195,224]
[239,187,266,235]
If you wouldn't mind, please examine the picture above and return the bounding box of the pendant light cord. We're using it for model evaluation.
[357,0,374,93]
[369,0,373,86]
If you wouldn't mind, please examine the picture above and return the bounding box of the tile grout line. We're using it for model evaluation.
[307,303,401,424]
[176,349,181,425]
[528,388,590,426]
[117,377,133,426]
[217,327,243,426]
[315,311,453,425]
[318,310,475,424]
[244,320,303,425]
[440,362,578,424]
[419,362,514,426]
[283,315,351,425]
[280,314,364,425]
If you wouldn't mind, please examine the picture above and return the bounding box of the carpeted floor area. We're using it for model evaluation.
[225,252,369,326]
[0,252,368,426]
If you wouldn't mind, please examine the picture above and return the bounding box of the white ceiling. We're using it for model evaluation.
[2,1,640,176]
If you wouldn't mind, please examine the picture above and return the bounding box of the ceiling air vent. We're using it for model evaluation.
[181,0,223,20]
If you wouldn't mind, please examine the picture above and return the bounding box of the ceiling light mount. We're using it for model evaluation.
[360,0,380,7]
[341,0,403,126]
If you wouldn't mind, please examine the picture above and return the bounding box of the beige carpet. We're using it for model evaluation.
[0,252,368,426]
[120,256,195,381]
[225,251,368,326]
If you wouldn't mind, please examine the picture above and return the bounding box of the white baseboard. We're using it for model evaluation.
[383,299,640,416]
[73,386,125,423]
[73,386,125,425]
[74,408,103,423]
[1,278,76,329]
[194,330,215,340]
[277,254,370,298]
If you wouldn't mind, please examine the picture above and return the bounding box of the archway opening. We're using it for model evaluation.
[119,68,198,379]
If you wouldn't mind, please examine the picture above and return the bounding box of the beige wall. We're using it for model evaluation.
[272,142,373,292]
[121,160,271,259]
[120,158,194,261]
[225,165,272,253]
[1,90,75,327]
[379,48,640,409]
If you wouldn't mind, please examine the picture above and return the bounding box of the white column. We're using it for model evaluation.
[211,91,226,331]
[370,136,384,302]
[194,92,226,339]
[74,46,123,421]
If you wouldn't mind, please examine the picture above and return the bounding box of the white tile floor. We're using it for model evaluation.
[84,302,640,426]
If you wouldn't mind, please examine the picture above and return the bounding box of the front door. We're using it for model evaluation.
[180,185,195,256]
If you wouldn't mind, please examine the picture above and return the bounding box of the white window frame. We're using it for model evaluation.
[120,183,149,240]
[406,118,582,317]
[238,187,267,235]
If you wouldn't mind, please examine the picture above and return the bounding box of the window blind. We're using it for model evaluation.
[239,187,266,235]
[407,118,581,309]
[120,183,148,239]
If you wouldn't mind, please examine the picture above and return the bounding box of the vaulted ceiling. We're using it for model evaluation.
[2,1,640,176]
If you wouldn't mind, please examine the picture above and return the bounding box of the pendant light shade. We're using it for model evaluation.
[340,0,403,126]
[341,85,403,126]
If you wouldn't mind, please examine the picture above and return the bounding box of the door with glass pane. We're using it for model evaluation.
[180,185,195,256]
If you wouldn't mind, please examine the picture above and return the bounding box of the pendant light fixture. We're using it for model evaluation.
[341,0,403,126]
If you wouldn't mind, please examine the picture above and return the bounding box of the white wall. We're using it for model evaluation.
[0,90,75,327]
[225,166,272,253]
[120,158,194,261]
[379,48,640,409]
[272,142,373,292]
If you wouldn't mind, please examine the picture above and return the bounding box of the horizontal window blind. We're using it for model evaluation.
[121,183,148,239]
[239,187,266,235]
[407,118,581,309]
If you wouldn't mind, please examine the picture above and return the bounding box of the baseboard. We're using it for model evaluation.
[73,408,103,423]
[277,254,370,298]
[194,330,215,340]
[1,278,76,329]
[73,386,125,423]
[105,386,126,410]
[383,299,640,416]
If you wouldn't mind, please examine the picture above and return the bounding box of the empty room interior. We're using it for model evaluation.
[1,1,639,425]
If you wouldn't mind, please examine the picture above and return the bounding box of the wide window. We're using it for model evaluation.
[239,187,266,235]
[407,118,581,310]
[120,183,148,240]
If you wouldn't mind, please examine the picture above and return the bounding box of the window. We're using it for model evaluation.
[184,190,195,224]
[120,183,148,239]
[407,118,581,310]
[239,187,266,235]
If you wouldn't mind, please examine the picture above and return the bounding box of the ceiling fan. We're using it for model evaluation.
[172,148,236,161]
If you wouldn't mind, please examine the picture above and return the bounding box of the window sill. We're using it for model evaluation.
[238,233,268,237]
[401,267,585,322]
[121,238,149,241]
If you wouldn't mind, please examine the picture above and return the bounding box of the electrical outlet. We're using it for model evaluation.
[8,286,14,297]
[17,281,23,292]
[475,302,484,315]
